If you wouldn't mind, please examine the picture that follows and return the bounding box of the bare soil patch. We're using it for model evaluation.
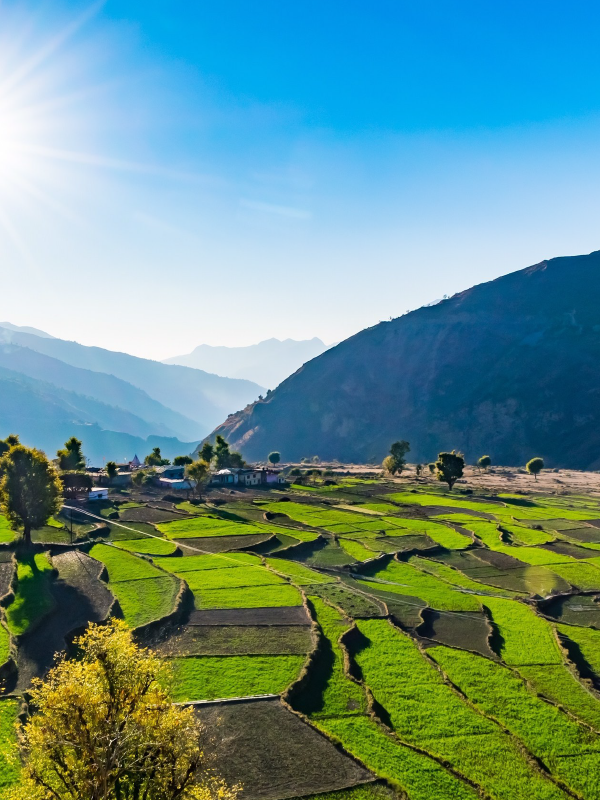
[188,606,311,627]
[120,507,186,524]
[541,594,600,628]
[153,625,312,656]
[541,541,598,559]
[194,698,372,800]
[0,562,14,599]
[418,609,497,659]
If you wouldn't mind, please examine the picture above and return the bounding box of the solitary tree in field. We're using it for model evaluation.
[105,461,118,485]
[435,450,465,490]
[198,442,214,464]
[144,447,170,466]
[0,445,62,546]
[185,459,211,499]
[10,620,239,800]
[268,451,281,465]
[526,457,544,481]
[173,455,193,466]
[383,440,411,475]
[478,455,491,471]
[56,437,85,471]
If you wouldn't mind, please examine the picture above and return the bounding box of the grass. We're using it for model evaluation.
[353,619,568,800]
[157,625,312,656]
[408,556,518,598]
[483,597,563,665]
[518,664,600,731]
[266,558,336,584]
[89,543,166,581]
[307,582,384,618]
[0,699,20,790]
[501,524,556,546]
[429,645,600,799]
[116,537,177,555]
[358,560,482,611]
[169,654,305,701]
[110,575,180,628]
[0,515,16,544]
[6,553,55,636]
[157,516,271,539]
[194,583,302,609]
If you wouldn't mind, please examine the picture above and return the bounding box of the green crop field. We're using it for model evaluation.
[0,515,16,544]
[5,482,600,800]
[6,553,55,635]
[169,654,306,701]
[0,699,20,790]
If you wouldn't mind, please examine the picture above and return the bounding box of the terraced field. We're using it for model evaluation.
[2,480,600,799]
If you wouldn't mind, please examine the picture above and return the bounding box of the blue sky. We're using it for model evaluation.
[2,1,600,358]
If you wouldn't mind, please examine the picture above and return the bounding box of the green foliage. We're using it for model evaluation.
[169,654,305,702]
[338,539,378,561]
[173,455,193,466]
[213,435,244,470]
[268,451,281,464]
[0,514,16,543]
[56,437,85,471]
[518,664,600,731]
[435,450,465,490]
[183,565,285,592]
[0,445,62,543]
[90,544,166,582]
[105,461,118,483]
[478,455,491,470]
[383,440,410,475]
[132,468,156,487]
[6,553,55,636]
[144,447,170,466]
[198,442,214,464]
[526,457,544,479]
[157,516,270,539]
[185,460,210,497]
[556,624,600,676]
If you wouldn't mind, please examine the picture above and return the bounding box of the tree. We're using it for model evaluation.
[415,464,423,476]
[312,455,320,464]
[0,433,19,459]
[383,440,410,475]
[435,450,465,490]
[61,471,93,499]
[0,445,62,545]
[144,447,170,467]
[428,463,436,474]
[10,619,239,800]
[132,468,155,489]
[268,451,281,465]
[105,461,118,485]
[213,435,244,470]
[198,442,214,464]
[173,455,193,466]
[478,455,491,471]
[526,457,544,481]
[185,460,211,499]
[56,437,85,471]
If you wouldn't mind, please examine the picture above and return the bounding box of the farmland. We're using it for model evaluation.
[2,473,600,798]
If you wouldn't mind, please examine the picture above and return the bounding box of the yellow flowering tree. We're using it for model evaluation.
[9,620,239,800]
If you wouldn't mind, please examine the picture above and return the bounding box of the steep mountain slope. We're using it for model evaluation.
[0,344,198,440]
[0,367,198,463]
[210,251,600,469]
[0,322,54,338]
[0,327,263,437]
[163,337,330,388]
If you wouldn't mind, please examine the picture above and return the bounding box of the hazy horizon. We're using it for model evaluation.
[3,2,600,359]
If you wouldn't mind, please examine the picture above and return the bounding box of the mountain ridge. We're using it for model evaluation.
[209,250,600,469]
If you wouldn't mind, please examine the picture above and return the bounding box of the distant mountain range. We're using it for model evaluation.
[0,326,263,464]
[210,250,600,470]
[163,337,331,388]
